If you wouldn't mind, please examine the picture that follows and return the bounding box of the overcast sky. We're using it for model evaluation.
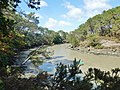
[18,0,120,32]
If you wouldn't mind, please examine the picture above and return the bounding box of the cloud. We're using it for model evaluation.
[83,0,112,17]
[40,0,48,7]
[84,0,111,10]
[62,0,112,21]
[44,0,113,31]
[44,18,71,29]
[44,18,57,29]
[62,2,83,20]
[59,21,71,26]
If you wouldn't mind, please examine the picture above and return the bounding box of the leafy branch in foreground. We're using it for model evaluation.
[52,59,120,90]
[0,59,120,90]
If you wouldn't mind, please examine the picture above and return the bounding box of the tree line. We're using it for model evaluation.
[67,6,120,48]
[0,0,67,75]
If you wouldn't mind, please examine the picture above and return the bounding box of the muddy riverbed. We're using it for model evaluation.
[40,44,120,73]
[17,44,120,76]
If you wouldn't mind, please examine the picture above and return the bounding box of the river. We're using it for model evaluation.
[39,44,120,73]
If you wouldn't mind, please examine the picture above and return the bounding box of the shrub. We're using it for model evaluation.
[1,59,120,90]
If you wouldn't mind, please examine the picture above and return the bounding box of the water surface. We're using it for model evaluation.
[39,44,120,73]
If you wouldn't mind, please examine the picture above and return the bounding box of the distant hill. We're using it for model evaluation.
[70,6,120,49]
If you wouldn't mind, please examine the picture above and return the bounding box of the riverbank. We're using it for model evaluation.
[70,46,120,57]
[76,39,120,56]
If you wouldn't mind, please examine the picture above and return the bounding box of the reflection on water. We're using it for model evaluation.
[39,58,72,74]
[39,62,56,74]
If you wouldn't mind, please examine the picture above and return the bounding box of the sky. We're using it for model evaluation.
[17,0,120,32]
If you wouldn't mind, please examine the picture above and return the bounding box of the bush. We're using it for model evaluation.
[94,44,104,49]
[52,58,93,90]
[0,79,4,90]
[1,59,120,90]
[88,41,103,49]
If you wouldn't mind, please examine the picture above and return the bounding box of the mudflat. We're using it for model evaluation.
[50,44,120,72]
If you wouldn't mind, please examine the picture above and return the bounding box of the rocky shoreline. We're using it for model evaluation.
[69,45,120,57]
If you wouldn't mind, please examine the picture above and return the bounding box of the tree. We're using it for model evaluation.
[70,6,120,48]
[67,33,79,48]
[58,30,67,40]
[0,0,41,74]
[53,33,63,44]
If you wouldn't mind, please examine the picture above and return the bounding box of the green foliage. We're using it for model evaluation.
[0,58,120,90]
[1,1,120,90]
[53,58,92,90]
[32,60,43,66]
[0,0,68,78]
[0,79,4,90]
[0,0,40,11]
[85,35,103,49]
[85,68,120,90]
[52,59,120,90]
[88,39,101,48]
[69,6,120,48]
[53,33,63,44]
[2,76,46,90]
[58,30,68,42]
[67,34,79,48]
[0,8,66,70]
[53,60,120,90]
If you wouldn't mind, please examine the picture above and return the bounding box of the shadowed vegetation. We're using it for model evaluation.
[0,0,120,90]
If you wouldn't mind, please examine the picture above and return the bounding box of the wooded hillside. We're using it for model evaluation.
[68,6,120,48]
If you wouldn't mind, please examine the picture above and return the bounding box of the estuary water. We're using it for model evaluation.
[39,44,120,73]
